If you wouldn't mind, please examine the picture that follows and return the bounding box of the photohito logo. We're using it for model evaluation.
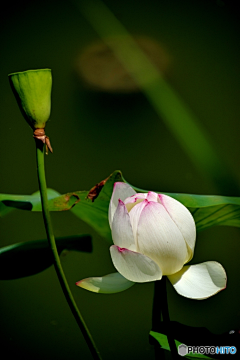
[178,344,237,356]
[178,344,188,356]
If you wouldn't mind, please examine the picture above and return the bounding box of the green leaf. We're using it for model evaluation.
[47,171,122,244]
[0,171,121,244]
[1,171,240,242]
[0,235,92,280]
[172,195,240,232]
[0,188,60,216]
[149,331,213,359]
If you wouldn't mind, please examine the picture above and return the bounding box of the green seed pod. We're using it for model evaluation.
[8,69,52,129]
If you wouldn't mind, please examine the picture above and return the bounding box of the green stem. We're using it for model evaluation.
[35,140,102,360]
[152,280,165,359]
[160,277,179,360]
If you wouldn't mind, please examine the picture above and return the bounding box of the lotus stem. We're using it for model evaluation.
[161,277,179,359]
[152,280,166,359]
[152,278,179,359]
[35,138,102,360]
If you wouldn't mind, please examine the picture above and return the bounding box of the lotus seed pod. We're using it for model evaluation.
[8,69,52,129]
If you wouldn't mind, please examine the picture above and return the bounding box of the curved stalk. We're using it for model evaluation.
[35,140,102,360]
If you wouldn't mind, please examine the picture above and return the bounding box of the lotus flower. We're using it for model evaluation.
[77,182,227,299]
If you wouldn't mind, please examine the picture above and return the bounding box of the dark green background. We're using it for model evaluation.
[0,0,240,359]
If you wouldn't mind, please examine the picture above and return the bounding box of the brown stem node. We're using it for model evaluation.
[33,128,53,154]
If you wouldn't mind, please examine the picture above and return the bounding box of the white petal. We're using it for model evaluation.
[128,199,148,243]
[137,201,188,275]
[124,193,147,203]
[159,194,196,262]
[124,196,146,213]
[146,191,159,202]
[112,199,136,251]
[124,192,147,213]
[168,261,227,300]
[108,182,136,229]
[76,272,135,294]
[110,245,162,283]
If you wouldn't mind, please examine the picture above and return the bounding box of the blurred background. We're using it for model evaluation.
[0,0,240,359]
